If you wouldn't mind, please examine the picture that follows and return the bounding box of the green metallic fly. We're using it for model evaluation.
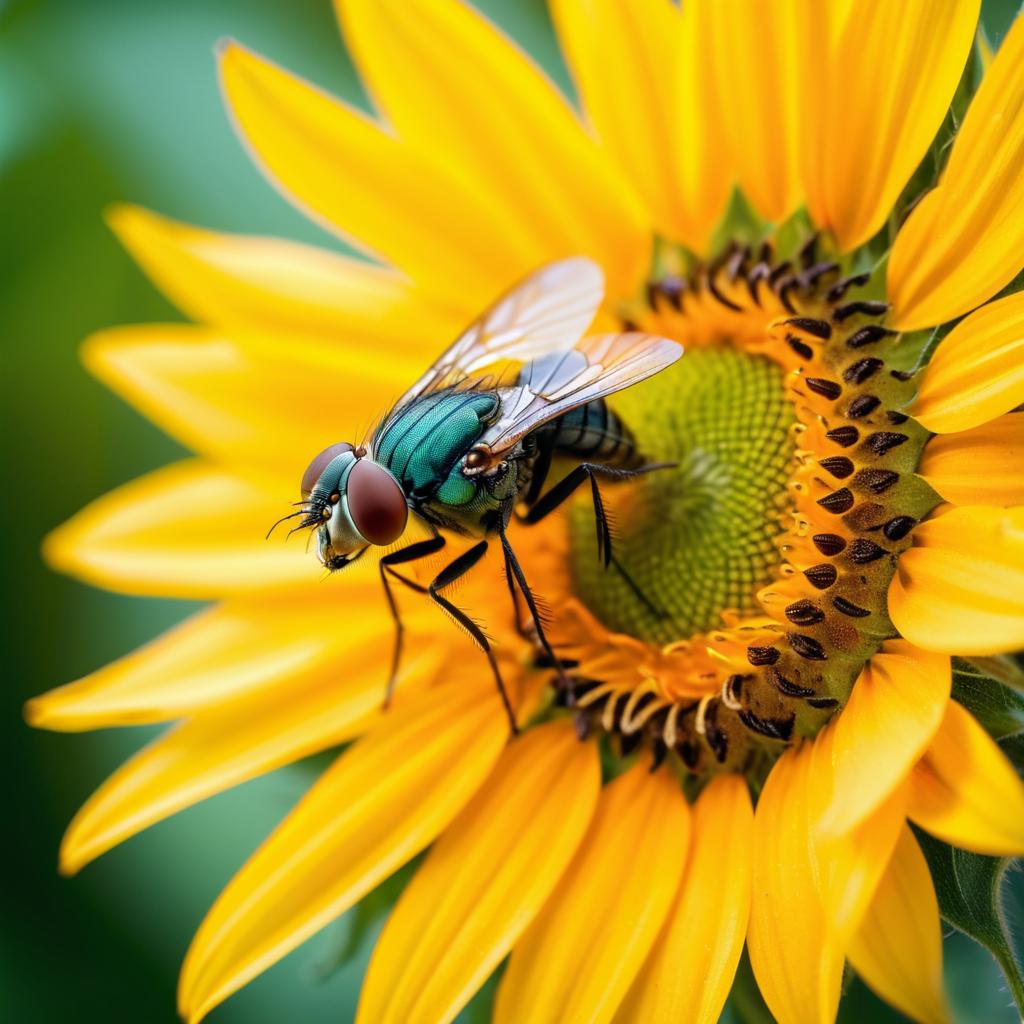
[276,258,682,730]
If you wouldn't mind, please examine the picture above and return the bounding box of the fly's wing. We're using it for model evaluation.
[392,257,604,409]
[482,333,683,455]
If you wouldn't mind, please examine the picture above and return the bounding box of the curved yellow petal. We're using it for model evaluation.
[908,700,1024,855]
[551,0,698,245]
[357,722,599,1024]
[848,826,950,1024]
[918,412,1024,506]
[218,41,539,309]
[709,0,803,223]
[747,745,844,1024]
[615,774,752,1024]
[889,505,1024,656]
[888,15,1024,331]
[494,763,690,1024]
[58,630,440,876]
[335,0,647,298]
[911,291,1024,433]
[82,325,407,479]
[42,460,312,598]
[807,0,978,251]
[178,680,509,1024]
[24,587,397,731]
[810,725,907,943]
[818,640,950,837]
[107,204,457,347]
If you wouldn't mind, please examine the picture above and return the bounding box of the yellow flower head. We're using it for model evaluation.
[27,2,1024,1022]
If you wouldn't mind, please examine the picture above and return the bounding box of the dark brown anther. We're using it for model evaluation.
[678,739,699,769]
[819,456,855,479]
[777,278,799,313]
[849,539,888,564]
[739,709,795,741]
[891,369,915,381]
[789,633,827,661]
[573,711,591,741]
[622,317,640,331]
[813,533,847,556]
[725,245,750,282]
[886,410,910,425]
[798,234,819,268]
[707,270,743,311]
[818,488,855,514]
[770,669,816,697]
[787,334,814,360]
[854,468,899,494]
[784,316,832,339]
[724,674,747,703]
[826,426,860,447]
[703,701,729,762]
[831,595,871,618]
[826,272,870,303]
[619,731,642,756]
[659,276,685,311]
[843,357,884,384]
[864,431,909,455]
[747,644,780,666]
[883,515,916,541]
[785,599,826,625]
[834,300,889,322]
[650,740,669,772]
[768,260,792,285]
[846,325,896,348]
[804,563,839,589]
[799,261,840,288]
[807,697,840,709]
[847,395,881,418]
[806,377,843,400]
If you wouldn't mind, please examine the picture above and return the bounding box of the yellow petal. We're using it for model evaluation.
[218,41,541,310]
[709,0,803,223]
[494,763,690,1024]
[107,204,458,347]
[24,587,396,731]
[335,0,647,298]
[552,0,718,247]
[58,629,440,875]
[82,325,408,479]
[747,745,844,1024]
[357,722,599,1024]
[889,505,1024,655]
[810,725,907,942]
[848,826,950,1024]
[807,0,978,251]
[911,291,1024,433]
[615,774,752,1024]
[888,15,1024,331]
[918,412,1024,506]
[908,700,1024,855]
[818,640,950,837]
[178,680,508,1024]
[42,460,313,598]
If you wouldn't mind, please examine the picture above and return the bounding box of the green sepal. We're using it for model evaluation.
[915,826,1024,1017]
[952,657,1024,740]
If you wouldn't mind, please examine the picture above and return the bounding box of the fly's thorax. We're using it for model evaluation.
[373,390,500,496]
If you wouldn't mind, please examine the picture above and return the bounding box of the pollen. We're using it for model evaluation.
[553,239,942,775]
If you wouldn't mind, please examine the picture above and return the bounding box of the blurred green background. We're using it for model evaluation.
[2,1,1021,1021]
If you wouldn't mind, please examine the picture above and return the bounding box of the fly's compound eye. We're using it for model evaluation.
[301,442,355,498]
[348,460,408,545]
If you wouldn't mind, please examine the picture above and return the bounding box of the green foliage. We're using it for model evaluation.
[953,658,1024,738]
[916,828,1024,1017]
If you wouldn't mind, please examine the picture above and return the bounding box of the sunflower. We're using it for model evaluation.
[27,0,1024,1021]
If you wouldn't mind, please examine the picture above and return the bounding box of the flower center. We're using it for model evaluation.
[568,346,796,644]
[545,239,943,775]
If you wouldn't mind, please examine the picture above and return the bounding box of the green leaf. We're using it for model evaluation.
[915,828,1024,1016]
[722,949,775,1024]
[952,658,1024,739]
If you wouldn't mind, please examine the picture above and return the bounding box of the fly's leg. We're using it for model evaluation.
[520,461,672,619]
[426,540,519,735]
[498,521,569,690]
[379,534,445,707]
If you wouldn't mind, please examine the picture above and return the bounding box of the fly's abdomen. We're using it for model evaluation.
[548,399,641,467]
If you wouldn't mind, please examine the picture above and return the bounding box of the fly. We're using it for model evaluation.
[272,258,683,732]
